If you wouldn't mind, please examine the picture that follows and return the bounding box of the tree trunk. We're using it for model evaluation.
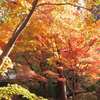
[57,78,67,100]
[96,86,100,100]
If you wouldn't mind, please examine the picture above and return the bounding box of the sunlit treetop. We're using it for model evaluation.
[0,0,99,56]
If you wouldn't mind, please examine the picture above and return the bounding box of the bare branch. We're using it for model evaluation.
[36,2,91,12]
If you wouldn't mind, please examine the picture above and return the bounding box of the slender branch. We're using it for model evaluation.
[67,90,89,97]
[0,0,39,64]
[36,2,91,12]
[22,54,32,69]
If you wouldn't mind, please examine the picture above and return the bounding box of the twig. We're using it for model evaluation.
[22,54,32,69]
[36,2,91,12]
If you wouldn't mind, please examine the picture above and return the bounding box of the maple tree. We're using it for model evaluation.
[0,0,100,100]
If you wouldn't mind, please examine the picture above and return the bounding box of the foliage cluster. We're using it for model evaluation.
[0,84,47,100]
[0,0,100,100]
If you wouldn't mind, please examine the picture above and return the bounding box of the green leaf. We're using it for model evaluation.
[0,0,5,4]
[0,84,48,100]
[96,0,100,5]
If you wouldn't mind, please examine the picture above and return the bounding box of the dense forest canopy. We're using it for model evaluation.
[0,0,99,77]
[0,0,99,43]
[0,0,99,76]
